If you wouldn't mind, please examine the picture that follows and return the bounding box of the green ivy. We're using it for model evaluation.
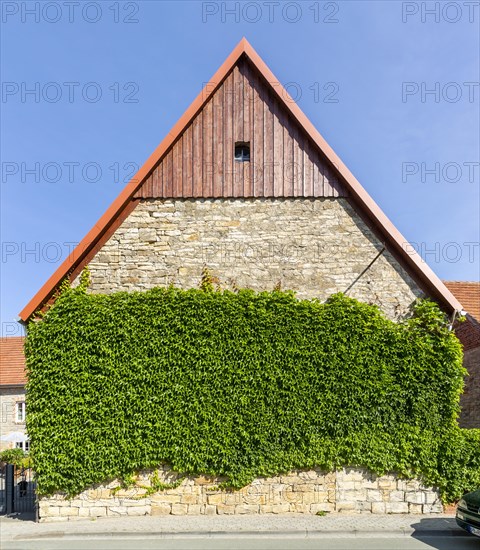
[0,448,30,468]
[25,285,480,501]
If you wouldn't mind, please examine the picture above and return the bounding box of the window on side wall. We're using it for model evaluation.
[15,440,30,453]
[15,401,26,423]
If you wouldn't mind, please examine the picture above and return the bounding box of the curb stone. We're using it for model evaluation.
[14,528,469,541]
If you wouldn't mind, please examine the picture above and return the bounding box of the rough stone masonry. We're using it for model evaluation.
[83,198,424,320]
[39,467,443,521]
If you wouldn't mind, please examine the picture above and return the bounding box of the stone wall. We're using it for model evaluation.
[460,346,480,428]
[0,387,26,451]
[39,467,442,521]
[83,198,424,320]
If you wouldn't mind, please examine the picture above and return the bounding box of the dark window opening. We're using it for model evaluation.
[235,142,250,162]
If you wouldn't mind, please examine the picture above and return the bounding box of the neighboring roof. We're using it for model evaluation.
[0,337,26,387]
[18,38,463,321]
[444,281,480,321]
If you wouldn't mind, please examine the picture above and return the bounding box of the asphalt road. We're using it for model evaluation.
[2,536,479,550]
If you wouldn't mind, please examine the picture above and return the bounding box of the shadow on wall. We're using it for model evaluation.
[337,199,425,307]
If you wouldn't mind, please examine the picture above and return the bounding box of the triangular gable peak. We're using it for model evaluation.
[135,55,346,199]
[19,38,463,321]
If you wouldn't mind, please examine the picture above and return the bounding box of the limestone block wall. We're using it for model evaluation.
[39,467,443,521]
[83,198,425,320]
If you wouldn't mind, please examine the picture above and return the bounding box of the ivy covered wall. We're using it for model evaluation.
[25,283,480,502]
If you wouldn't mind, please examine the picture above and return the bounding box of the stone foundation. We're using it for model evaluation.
[39,467,443,521]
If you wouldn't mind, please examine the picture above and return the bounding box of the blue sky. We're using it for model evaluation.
[1,0,479,335]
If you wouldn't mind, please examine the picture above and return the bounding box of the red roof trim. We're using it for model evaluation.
[18,38,463,321]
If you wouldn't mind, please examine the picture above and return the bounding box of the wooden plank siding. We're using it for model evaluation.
[134,57,347,199]
[263,86,274,197]
[252,65,264,197]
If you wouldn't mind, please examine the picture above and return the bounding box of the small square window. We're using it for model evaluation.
[234,142,250,162]
[15,401,26,423]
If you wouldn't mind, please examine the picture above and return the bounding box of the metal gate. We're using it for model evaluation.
[0,463,5,514]
[0,463,37,517]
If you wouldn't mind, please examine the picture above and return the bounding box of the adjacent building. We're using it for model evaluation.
[0,337,28,452]
[444,281,480,429]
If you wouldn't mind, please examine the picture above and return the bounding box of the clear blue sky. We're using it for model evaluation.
[1,0,479,336]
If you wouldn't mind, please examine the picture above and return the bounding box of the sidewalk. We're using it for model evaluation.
[0,513,466,541]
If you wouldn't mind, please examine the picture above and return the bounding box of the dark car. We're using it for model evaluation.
[456,489,480,537]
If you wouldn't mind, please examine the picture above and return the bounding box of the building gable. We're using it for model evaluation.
[19,38,463,321]
[134,56,346,200]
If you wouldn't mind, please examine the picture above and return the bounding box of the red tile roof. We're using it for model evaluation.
[0,337,26,387]
[444,281,480,321]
